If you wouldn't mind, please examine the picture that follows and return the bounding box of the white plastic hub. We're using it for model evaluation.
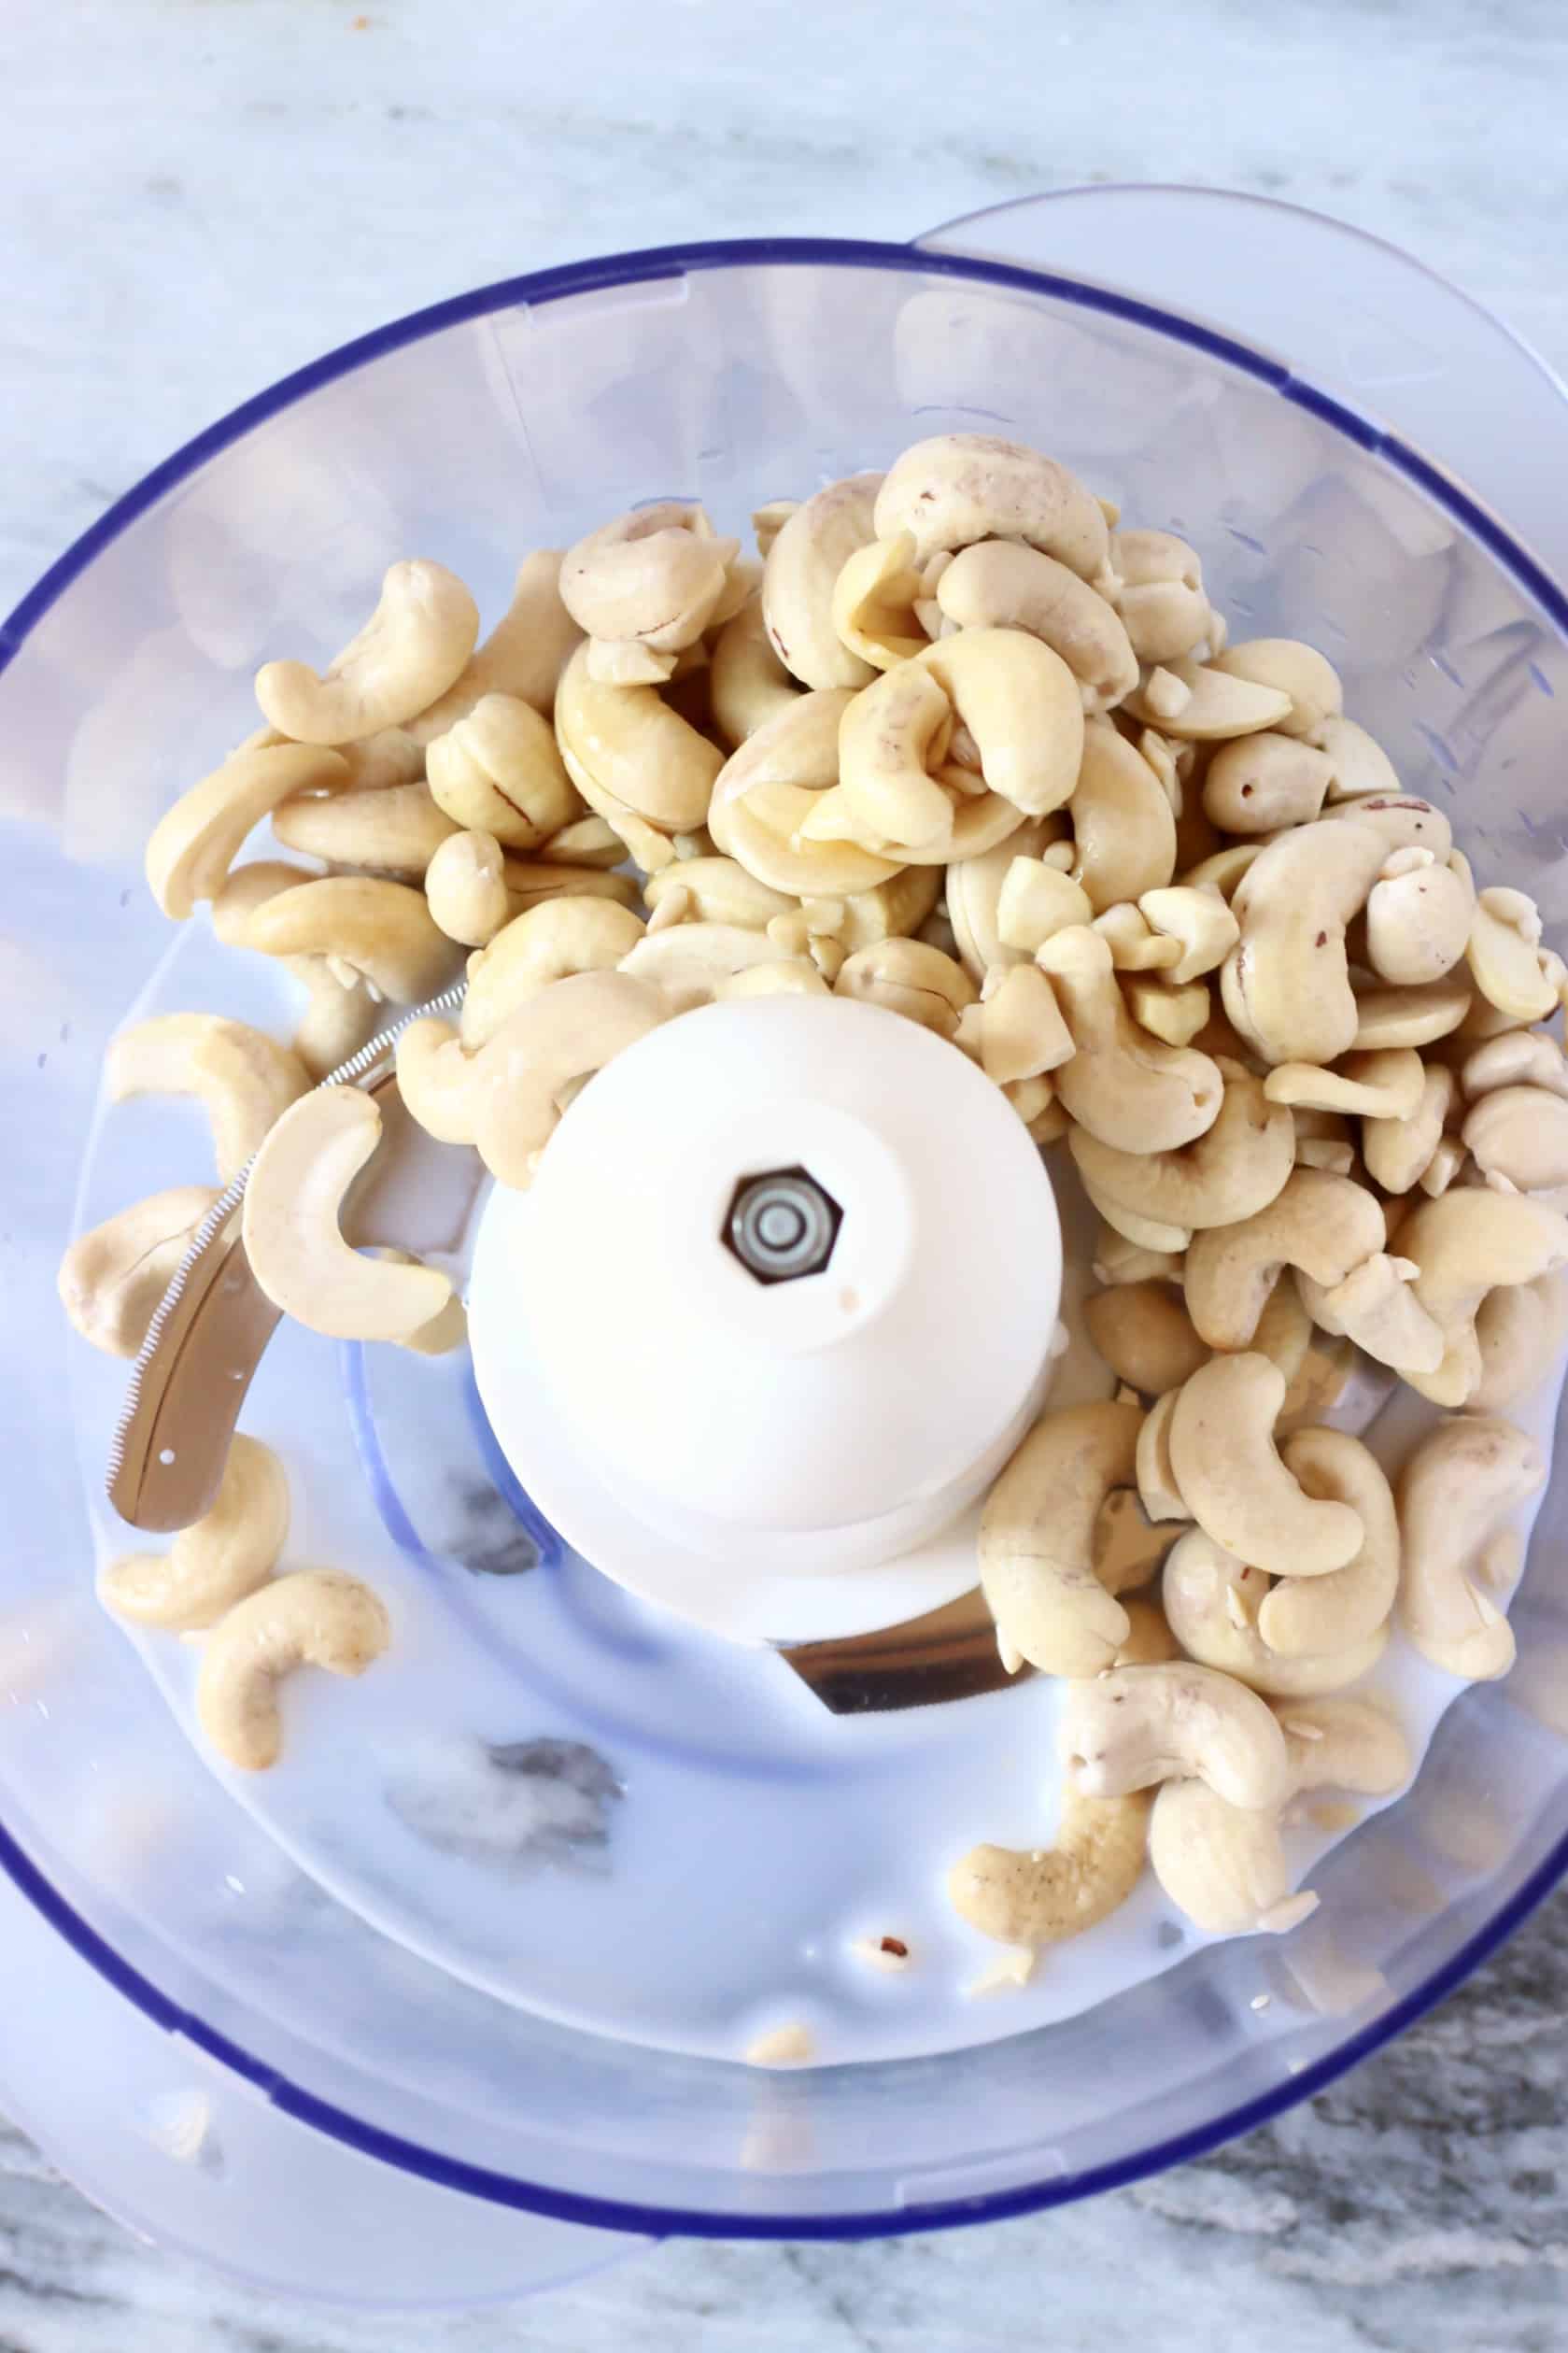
[468,997,1062,1642]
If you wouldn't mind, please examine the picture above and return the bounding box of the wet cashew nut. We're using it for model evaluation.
[1201,734,1336,834]
[272,781,458,876]
[146,743,350,919]
[1222,817,1388,1065]
[196,1569,389,1771]
[424,829,514,947]
[835,939,978,1039]
[1210,639,1343,742]
[948,1789,1151,1949]
[708,688,902,897]
[101,1435,289,1631]
[107,1014,312,1182]
[979,1400,1142,1677]
[1037,925,1223,1154]
[1161,1526,1390,1697]
[1063,1663,1292,1812]
[1466,886,1559,1022]
[1168,1354,1364,1576]
[1396,1415,1545,1679]
[242,1087,454,1340]
[1182,1167,1385,1350]
[242,875,456,1003]
[709,593,802,745]
[256,560,479,744]
[561,503,737,661]
[1067,722,1178,911]
[425,692,582,848]
[555,642,725,867]
[459,898,646,1048]
[58,1184,220,1356]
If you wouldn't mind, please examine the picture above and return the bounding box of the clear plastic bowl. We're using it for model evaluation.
[4,221,1568,2274]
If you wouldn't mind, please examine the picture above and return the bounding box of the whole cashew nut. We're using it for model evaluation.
[243,875,456,1002]
[1068,1060,1294,1233]
[1084,1283,1208,1396]
[1066,721,1178,911]
[146,742,349,918]
[1063,1662,1292,1812]
[1124,660,1293,742]
[555,643,724,859]
[256,560,480,744]
[1395,1188,1568,1406]
[425,692,582,847]
[1396,1415,1545,1679]
[211,861,381,1082]
[59,1184,220,1356]
[107,1014,312,1182]
[196,1569,389,1771]
[101,1435,288,1631]
[1462,1085,1568,1194]
[1037,925,1224,1154]
[934,539,1137,712]
[948,1789,1151,1949]
[1222,817,1388,1066]
[468,971,670,1187]
[709,592,802,747]
[1182,1167,1385,1350]
[406,550,583,738]
[979,1400,1142,1677]
[1322,793,1454,858]
[1255,1427,1400,1654]
[560,503,736,656]
[1363,1062,1454,1194]
[242,1087,454,1340]
[1471,1274,1568,1410]
[708,688,902,896]
[272,781,458,877]
[1162,1527,1390,1697]
[836,939,978,1040]
[459,898,646,1048]
[762,474,883,690]
[1201,734,1336,834]
[1168,1354,1364,1576]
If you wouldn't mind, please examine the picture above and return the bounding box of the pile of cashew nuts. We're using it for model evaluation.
[61,433,1568,1850]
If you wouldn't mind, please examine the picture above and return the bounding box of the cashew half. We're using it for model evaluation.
[1363,1062,1454,1194]
[1162,1527,1390,1697]
[934,539,1137,711]
[948,1790,1151,1949]
[944,819,1058,980]
[407,550,582,737]
[1084,1283,1208,1395]
[708,688,901,896]
[1396,1188,1568,1406]
[1109,530,1209,664]
[272,781,458,876]
[1397,1415,1544,1679]
[1351,971,1473,1051]
[1462,1085,1568,1194]
[1064,1663,1292,1812]
[107,1014,312,1182]
[146,743,350,919]
[1461,1030,1568,1103]
[1202,734,1336,834]
[425,692,581,847]
[1124,660,1293,742]
[257,560,479,744]
[1255,1428,1400,1654]
[1222,818,1387,1065]
[59,1184,220,1356]
[1182,1167,1385,1350]
[1068,1060,1294,1233]
[196,1569,389,1771]
[242,1087,453,1340]
[709,592,802,747]
[980,1400,1141,1677]
[1319,716,1402,801]
[1365,853,1473,984]
[873,433,1112,584]
[1066,721,1178,910]
[1168,1354,1363,1576]
[1467,886,1558,1021]
[242,876,456,1002]
[1210,639,1342,741]
[1263,1048,1424,1121]
[1038,925,1223,1154]
[460,898,646,1048]
[831,532,927,671]
[101,1435,288,1631]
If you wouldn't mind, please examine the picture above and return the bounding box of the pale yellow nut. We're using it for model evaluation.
[1462,1084,1568,1194]
[1092,902,1183,973]
[707,688,902,897]
[1222,817,1388,1066]
[762,472,883,690]
[1351,971,1473,1051]
[59,1184,220,1357]
[1210,638,1343,742]
[1297,1252,1444,1377]
[243,1088,453,1340]
[1162,1527,1391,1698]
[272,781,458,876]
[1202,733,1336,834]
[471,971,670,1188]
[212,862,382,1082]
[1419,1135,1468,1198]
[1083,1283,1208,1396]
[996,856,1094,955]
[621,921,794,1013]
[796,766,1024,867]
[532,814,627,869]
[1068,721,1179,911]
[833,661,955,852]
[196,1569,389,1771]
[460,897,646,1049]
[1168,1353,1363,1577]
[979,961,1073,1083]
[242,876,455,1003]
[944,818,1059,980]
[1263,1048,1424,1121]
[1123,659,1293,742]
[1064,1662,1292,1812]
[831,532,927,671]
[107,1014,312,1183]
[425,692,581,848]
[101,1435,288,1632]
[1093,1226,1183,1291]
[1364,854,1472,985]
[1470,1273,1568,1411]
[979,1399,1140,1677]
[1461,1029,1568,1103]
[1149,1779,1314,1937]
[751,500,798,560]
[642,856,794,934]
[708,593,801,748]
[836,939,977,1040]
[560,503,735,653]
[1396,1416,1543,1680]
[1068,1061,1295,1238]
[555,643,723,846]
[832,867,943,954]
[257,560,480,745]
[406,550,583,739]
[1183,1166,1384,1351]
[1318,716,1402,801]
[1037,924,1223,1155]
[1363,1062,1454,1194]
[1180,842,1263,902]
[147,743,350,919]
[1109,530,1208,665]
[873,432,1112,584]
[425,829,513,946]
[1136,885,1239,985]
[1396,1187,1568,1406]
[948,1789,1151,1949]
[1321,791,1453,858]
[934,538,1137,712]
[1125,975,1211,1049]
[332,727,426,793]
[1466,886,1559,1021]
[717,957,829,1000]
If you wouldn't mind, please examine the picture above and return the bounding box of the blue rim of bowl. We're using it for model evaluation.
[4,234,1568,2245]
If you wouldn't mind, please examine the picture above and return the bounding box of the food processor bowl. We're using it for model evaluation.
[4,191,1568,2301]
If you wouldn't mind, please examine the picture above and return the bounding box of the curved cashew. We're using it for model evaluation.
[1222,818,1387,1065]
[1084,1283,1208,1396]
[1352,971,1472,1051]
[1037,925,1223,1154]
[1125,975,1211,1048]
[836,939,978,1039]
[1162,1527,1390,1697]
[1124,659,1293,741]
[459,897,645,1048]
[1115,1596,1181,1666]
[243,1087,453,1339]
[978,961,1074,1082]
[944,820,1057,980]
[107,1014,311,1181]
[1319,715,1402,801]
[1252,1269,1318,1393]
[196,1569,389,1771]
[643,856,794,933]
[917,630,1087,825]
[1365,852,1472,984]
[560,503,735,655]
[1463,1084,1568,1194]
[1182,1167,1385,1350]
[1081,1173,1194,1257]
[621,921,793,1013]
[1210,639,1342,742]
[1323,793,1454,858]
[1462,1030,1568,1103]
[425,829,513,946]
[1064,1662,1292,1812]
[979,1400,1141,1677]
[948,1790,1151,1949]
[1168,1354,1363,1576]
[555,643,724,858]
[1466,886,1558,1021]
[831,532,927,672]
[425,692,581,848]
[407,550,582,738]
[1363,1062,1454,1194]
[709,593,802,746]
[934,539,1137,712]
[146,743,350,918]
[832,661,955,852]
[1180,842,1264,901]
[1256,1428,1400,1654]
[708,688,901,896]
[212,861,380,1082]
[761,472,883,689]
[1471,1273,1568,1410]
[873,433,1112,584]
[1069,1060,1294,1234]
[1263,1047,1424,1121]
[1066,721,1178,910]
[1395,1188,1568,1405]
[1297,1252,1444,1376]
[59,1184,220,1356]
[798,763,1026,867]
[1418,1137,1469,1198]
[470,971,670,1187]
[256,560,479,744]
[101,1435,288,1631]
[243,875,455,1002]
[1202,734,1335,834]
[1109,530,1209,664]
[1397,1415,1544,1679]
[273,781,458,876]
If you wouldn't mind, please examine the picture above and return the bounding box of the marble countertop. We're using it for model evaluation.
[5,0,1568,2342]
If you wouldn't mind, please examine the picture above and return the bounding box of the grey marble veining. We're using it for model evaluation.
[4,0,1568,2339]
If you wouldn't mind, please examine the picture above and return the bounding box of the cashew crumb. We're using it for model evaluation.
[744,2021,816,2069]
[964,1945,1037,1997]
[1250,1992,1271,2012]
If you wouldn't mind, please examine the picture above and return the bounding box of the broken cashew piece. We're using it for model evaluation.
[831,532,928,672]
[1263,1048,1424,1121]
[1296,1253,1444,1377]
[242,1087,453,1340]
[1363,1062,1454,1195]
[1063,1662,1292,1812]
[948,1790,1151,1949]
[1109,530,1208,663]
[196,1569,389,1771]
[1365,851,1473,984]
[1210,639,1342,741]
[58,1184,219,1357]
[643,857,795,935]
[1124,659,1292,742]
[1038,925,1223,1155]
[256,560,479,744]
[708,688,902,897]
[1397,1415,1544,1679]
[979,1400,1141,1678]
[1396,1188,1568,1406]
[107,1014,312,1182]
[101,1435,289,1632]
[1168,1354,1363,1577]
